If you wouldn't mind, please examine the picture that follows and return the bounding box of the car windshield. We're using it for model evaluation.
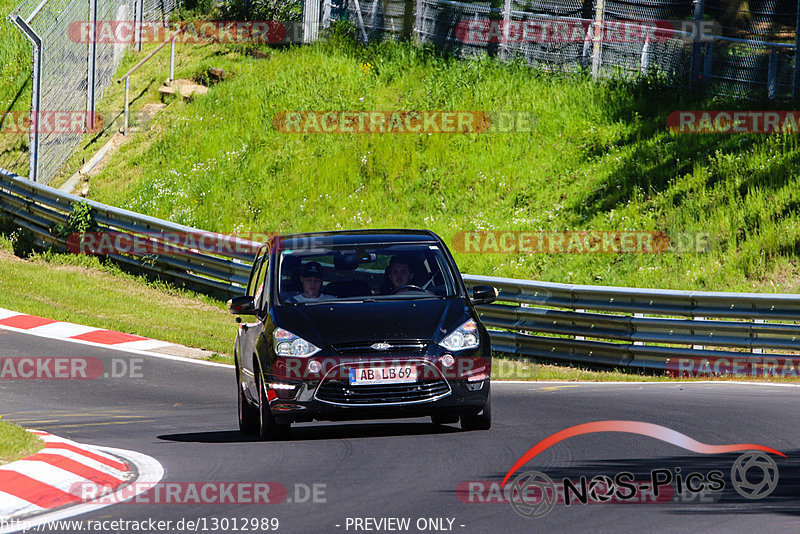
[277,243,458,304]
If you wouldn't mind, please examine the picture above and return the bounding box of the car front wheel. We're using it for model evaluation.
[460,392,491,431]
[256,364,291,440]
[237,363,259,435]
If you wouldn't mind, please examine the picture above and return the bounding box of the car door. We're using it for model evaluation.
[239,244,269,400]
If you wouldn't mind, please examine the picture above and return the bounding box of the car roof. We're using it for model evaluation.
[275,229,441,249]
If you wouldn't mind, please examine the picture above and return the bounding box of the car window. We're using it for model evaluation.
[276,243,457,304]
[247,245,269,306]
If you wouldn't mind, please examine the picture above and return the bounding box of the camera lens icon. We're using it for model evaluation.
[731,452,779,500]
[508,471,557,519]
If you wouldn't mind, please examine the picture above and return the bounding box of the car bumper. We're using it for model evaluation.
[263,352,490,423]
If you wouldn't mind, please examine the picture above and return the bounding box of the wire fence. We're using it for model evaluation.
[7,0,181,184]
[323,0,800,99]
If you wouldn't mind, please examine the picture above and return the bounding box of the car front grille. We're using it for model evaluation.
[333,340,428,357]
[314,360,450,406]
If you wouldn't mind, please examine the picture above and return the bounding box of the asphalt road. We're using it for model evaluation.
[1,328,799,533]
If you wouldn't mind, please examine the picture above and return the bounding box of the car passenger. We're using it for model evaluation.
[286,262,335,303]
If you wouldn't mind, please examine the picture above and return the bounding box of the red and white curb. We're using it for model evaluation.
[0,308,170,352]
[0,430,163,533]
[0,307,230,368]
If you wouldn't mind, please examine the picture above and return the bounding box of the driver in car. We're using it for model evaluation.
[287,262,335,303]
[381,256,416,294]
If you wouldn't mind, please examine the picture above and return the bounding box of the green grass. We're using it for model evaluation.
[0,420,42,465]
[0,239,237,355]
[75,36,800,294]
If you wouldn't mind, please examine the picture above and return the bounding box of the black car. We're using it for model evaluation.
[228,229,497,439]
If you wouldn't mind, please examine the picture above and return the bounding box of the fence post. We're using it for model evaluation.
[690,0,705,86]
[703,41,713,81]
[591,0,605,79]
[135,0,144,51]
[86,0,98,131]
[500,0,512,60]
[124,77,130,135]
[582,22,593,67]
[303,0,321,42]
[640,33,651,74]
[413,0,424,41]
[795,0,800,98]
[169,37,175,85]
[768,47,778,100]
[9,15,42,183]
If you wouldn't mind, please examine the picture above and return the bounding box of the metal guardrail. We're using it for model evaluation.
[462,274,800,372]
[0,168,258,297]
[2,167,799,373]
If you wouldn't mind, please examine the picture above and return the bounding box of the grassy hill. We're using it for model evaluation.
[6,23,800,294]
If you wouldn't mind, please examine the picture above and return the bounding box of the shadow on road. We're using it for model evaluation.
[158,421,462,443]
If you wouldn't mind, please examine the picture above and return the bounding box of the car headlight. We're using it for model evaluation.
[438,320,480,351]
[274,328,321,357]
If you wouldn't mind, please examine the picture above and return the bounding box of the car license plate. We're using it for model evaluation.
[349,365,417,385]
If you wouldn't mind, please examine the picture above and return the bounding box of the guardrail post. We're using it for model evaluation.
[633,313,644,345]
[752,318,765,353]
[692,316,704,350]
[574,309,585,340]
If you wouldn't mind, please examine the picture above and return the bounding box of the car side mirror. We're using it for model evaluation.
[471,285,497,305]
[227,295,257,316]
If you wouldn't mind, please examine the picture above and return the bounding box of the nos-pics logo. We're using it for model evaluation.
[502,421,783,519]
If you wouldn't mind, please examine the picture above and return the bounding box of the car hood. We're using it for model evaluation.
[274,298,469,347]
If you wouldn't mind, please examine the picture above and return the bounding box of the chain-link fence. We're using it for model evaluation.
[318,0,800,99]
[8,0,180,183]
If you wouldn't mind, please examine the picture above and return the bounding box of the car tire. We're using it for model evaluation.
[431,414,460,425]
[256,364,291,441]
[460,391,491,431]
[237,364,259,435]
